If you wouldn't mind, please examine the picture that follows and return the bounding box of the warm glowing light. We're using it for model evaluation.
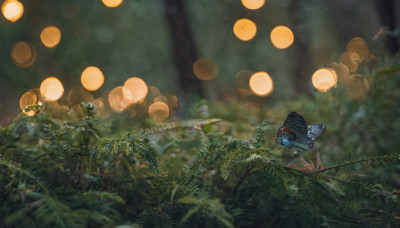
[193,58,218,80]
[340,51,361,73]
[93,98,105,114]
[241,0,265,10]
[40,26,61,48]
[40,77,64,101]
[311,68,338,92]
[249,72,274,96]
[102,0,123,8]
[20,92,38,116]
[346,37,369,61]
[2,0,23,22]
[235,70,254,96]
[270,25,294,49]
[154,96,168,104]
[233,19,257,41]
[123,77,148,103]
[168,95,178,110]
[148,86,161,97]
[10,41,36,68]
[108,86,132,112]
[81,66,104,91]
[329,62,351,84]
[147,86,161,101]
[27,88,44,103]
[148,102,170,122]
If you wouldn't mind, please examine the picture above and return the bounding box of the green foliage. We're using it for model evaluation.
[178,196,234,228]
[1,59,400,227]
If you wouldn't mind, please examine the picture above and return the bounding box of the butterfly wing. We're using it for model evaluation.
[283,112,308,137]
[307,124,326,140]
[292,136,314,150]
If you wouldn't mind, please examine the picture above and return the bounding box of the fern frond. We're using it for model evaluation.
[95,133,160,173]
[253,120,272,147]
[139,119,221,135]
[33,195,86,228]
[177,196,234,228]
[170,179,210,201]
[220,147,248,180]
[132,136,160,173]
[0,160,48,193]
[82,191,125,205]
[184,146,213,174]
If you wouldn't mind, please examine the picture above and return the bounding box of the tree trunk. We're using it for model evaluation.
[288,1,312,95]
[374,0,399,54]
[162,0,203,99]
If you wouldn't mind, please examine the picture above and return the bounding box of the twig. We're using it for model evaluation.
[223,165,254,202]
[312,154,399,175]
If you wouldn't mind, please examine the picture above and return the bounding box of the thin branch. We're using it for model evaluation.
[312,154,399,174]
[222,165,254,202]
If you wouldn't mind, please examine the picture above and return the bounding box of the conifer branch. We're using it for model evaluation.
[312,154,399,174]
[223,165,254,201]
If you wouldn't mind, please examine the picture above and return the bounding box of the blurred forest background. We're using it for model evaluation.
[1,1,400,227]
[0,0,399,125]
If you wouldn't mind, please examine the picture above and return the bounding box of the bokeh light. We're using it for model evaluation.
[311,68,338,92]
[148,102,170,122]
[1,0,23,22]
[346,37,369,61]
[329,62,350,84]
[241,0,265,10]
[93,98,105,115]
[340,51,361,73]
[26,88,44,104]
[234,70,254,96]
[249,72,274,96]
[40,77,64,101]
[10,41,36,68]
[19,92,38,116]
[81,66,105,91]
[154,96,168,104]
[168,95,179,110]
[147,86,162,101]
[270,25,294,49]
[123,77,148,104]
[108,86,132,113]
[40,26,61,48]
[233,19,257,41]
[102,0,123,8]
[193,58,218,80]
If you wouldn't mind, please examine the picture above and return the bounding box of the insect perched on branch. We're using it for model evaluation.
[277,112,325,150]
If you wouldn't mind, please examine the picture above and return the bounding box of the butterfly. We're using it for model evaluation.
[276,112,326,150]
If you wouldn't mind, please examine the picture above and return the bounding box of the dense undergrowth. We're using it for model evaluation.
[1,56,400,227]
